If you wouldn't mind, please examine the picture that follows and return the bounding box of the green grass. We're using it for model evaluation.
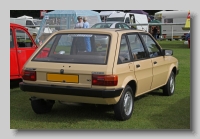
[10,40,190,129]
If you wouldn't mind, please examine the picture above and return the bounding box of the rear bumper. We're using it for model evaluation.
[19,82,123,98]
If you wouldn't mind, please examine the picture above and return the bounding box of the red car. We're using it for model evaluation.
[10,23,38,80]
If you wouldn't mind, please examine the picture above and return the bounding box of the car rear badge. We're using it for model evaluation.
[92,72,104,75]
[60,69,64,74]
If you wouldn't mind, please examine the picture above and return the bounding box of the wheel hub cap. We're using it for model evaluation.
[170,76,174,93]
[124,91,133,116]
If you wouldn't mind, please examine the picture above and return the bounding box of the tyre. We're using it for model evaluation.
[31,99,55,114]
[114,85,134,121]
[163,72,175,96]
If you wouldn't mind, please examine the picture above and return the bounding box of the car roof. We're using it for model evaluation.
[94,22,126,24]
[54,28,145,34]
[10,23,27,28]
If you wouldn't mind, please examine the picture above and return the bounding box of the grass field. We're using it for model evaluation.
[10,40,190,129]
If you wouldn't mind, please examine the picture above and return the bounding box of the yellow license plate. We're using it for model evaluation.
[173,36,179,38]
[47,73,79,83]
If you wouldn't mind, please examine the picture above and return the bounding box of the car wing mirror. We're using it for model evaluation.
[162,49,173,56]
[59,51,65,54]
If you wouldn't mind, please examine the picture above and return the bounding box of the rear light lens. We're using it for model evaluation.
[92,75,118,86]
[22,70,36,81]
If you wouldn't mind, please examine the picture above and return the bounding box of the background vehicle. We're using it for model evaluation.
[99,11,121,22]
[91,22,131,47]
[154,10,188,40]
[10,23,38,80]
[106,12,149,32]
[10,15,52,36]
[91,22,131,29]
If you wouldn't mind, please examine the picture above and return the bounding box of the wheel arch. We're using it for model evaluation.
[121,76,137,97]
[164,64,177,85]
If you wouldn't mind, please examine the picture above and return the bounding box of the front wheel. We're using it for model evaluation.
[163,72,175,96]
[114,85,134,121]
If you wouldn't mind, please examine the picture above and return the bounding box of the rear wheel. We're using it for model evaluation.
[163,72,175,96]
[30,98,55,114]
[114,85,134,121]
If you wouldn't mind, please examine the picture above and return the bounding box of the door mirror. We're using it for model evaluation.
[59,51,65,54]
[162,49,173,56]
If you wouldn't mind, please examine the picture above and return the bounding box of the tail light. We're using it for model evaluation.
[92,75,118,86]
[22,70,36,81]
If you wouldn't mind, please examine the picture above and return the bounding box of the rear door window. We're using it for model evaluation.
[15,29,33,48]
[118,35,131,64]
[127,34,148,60]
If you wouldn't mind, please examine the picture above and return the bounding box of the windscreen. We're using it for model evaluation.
[32,33,110,65]
[106,17,124,22]
[33,20,41,25]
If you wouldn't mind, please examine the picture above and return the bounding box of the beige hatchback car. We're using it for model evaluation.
[19,29,179,121]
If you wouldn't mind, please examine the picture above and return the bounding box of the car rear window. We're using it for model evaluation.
[32,33,110,65]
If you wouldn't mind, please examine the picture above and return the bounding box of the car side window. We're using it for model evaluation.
[15,29,33,48]
[121,23,130,29]
[115,23,122,29]
[125,17,130,24]
[92,24,101,28]
[141,34,162,58]
[118,35,131,64]
[10,29,14,48]
[26,20,34,26]
[127,34,147,60]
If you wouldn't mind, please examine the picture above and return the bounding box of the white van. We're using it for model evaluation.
[154,10,188,40]
[99,11,121,22]
[106,12,149,32]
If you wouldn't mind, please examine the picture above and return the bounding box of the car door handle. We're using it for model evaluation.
[17,50,21,53]
[136,64,140,68]
[154,61,157,64]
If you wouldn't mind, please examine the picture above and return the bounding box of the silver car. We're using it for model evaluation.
[91,22,131,47]
[91,22,131,29]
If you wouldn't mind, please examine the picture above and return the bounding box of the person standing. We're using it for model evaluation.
[152,26,158,40]
[74,16,84,52]
[185,31,190,48]
[157,29,160,40]
[83,17,89,28]
[75,16,84,29]
[83,17,91,52]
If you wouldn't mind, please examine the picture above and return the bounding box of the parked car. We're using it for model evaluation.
[10,23,38,80]
[91,22,131,29]
[91,22,131,47]
[19,29,179,121]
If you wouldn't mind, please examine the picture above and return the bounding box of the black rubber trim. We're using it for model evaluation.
[19,82,123,98]
[177,69,179,75]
